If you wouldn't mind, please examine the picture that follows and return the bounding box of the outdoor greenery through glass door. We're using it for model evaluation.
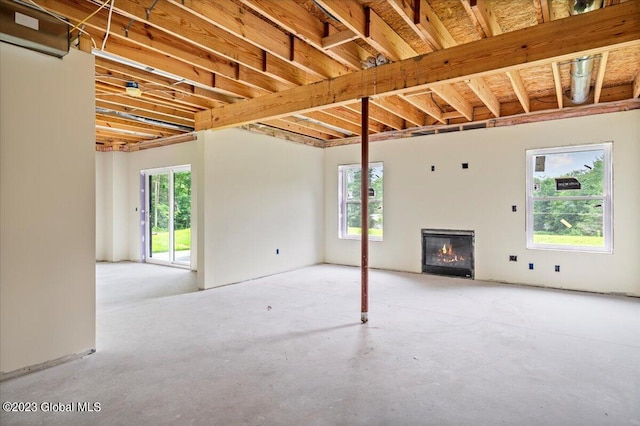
[148,168,191,265]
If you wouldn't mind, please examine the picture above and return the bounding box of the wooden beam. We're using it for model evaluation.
[388,0,497,122]
[460,0,487,38]
[400,93,446,123]
[280,116,347,138]
[384,0,436,49]
[303,111,361,136]
[95,115,182,136]
[95,82,199,113]
[594,51,609,103]
[471,0,502,37]
[431,85,474,121]
[322,30,359,49]
[328,97,640,147]
[373,97,428,127]
[344,103,405,130]
[264,118,335,140]
[634,70,640,99]
[95,60,223,108]
[506,70,531,113]
[103,0,267,73]
[532,0,551,24]
[93,37,261,100]
[315,0,417,61]
[194,2,640,130]
[240,0,368,70]
[551,62,564,109]
[240,124,325,148]
[171,0,350,80]
[466,77,500,117]
[323,106,386,133]
[414,0,458,49]
[97,100,194,128]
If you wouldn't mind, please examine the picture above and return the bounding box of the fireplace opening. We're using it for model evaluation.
[422,229,474,279]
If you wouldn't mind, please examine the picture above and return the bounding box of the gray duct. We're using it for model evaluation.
[569,0,603,104]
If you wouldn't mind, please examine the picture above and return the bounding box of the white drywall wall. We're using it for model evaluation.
[96,152,109,261]
[200,128,324,288]
[119,129,324,289]
[95,151,129,261]
[0,44,96,373]
[324,110,640,296]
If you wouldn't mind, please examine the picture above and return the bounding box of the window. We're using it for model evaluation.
[526,143,612,253]
[338,163,383,240]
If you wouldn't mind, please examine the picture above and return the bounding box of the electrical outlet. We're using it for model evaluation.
[512,205,517,212]
[276,249,279,255]
[529,263,534,270]
[431,165,435,172]
[509,255,517,262]
[462,163,469,169]
[555,265,560,272]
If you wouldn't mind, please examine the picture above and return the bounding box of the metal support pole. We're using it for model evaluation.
[361,97,369,324]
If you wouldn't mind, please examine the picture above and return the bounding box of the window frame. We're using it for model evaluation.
[338,162,383,241]
[525,143,613,253]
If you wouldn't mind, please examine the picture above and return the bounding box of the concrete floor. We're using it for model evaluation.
[1,262,639,426]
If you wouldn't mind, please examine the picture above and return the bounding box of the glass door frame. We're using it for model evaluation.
[143,164,191,267]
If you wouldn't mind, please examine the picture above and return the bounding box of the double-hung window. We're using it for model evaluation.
[526,143,612,253]
[338,163,383,240]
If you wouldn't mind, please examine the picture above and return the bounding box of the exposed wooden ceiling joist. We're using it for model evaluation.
[195,2,640,131]
[20,0,639,150]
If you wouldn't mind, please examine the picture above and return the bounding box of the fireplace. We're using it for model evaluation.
[422,229,474,279]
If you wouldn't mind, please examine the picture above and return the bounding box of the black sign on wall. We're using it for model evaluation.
[556,177,581,191]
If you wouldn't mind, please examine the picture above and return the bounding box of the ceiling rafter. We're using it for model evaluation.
[384,0,503,118]
[303,111,361,136]
[238,0,369,70]
[235,0,406,130]
[195,2,640,131]
[20,0,639,149]
[265,118,337,140]
[95,118,182,138]
[402,93,446,124]
[470,0,502,37]
[532,0,551,23]
[168,0,349,81]
[459,0,488,38]
[96,113,183,134]
[468,0,532,115]
[83,0,315,93]
[505,70,531,113]
[373,96,429,127]
[432,85,474,121]
[551,62,564,109]
[314,0,445,125]
[315,0,416,61]
[281,116,347,138]
[96,99,193,128]
[95,62,221,109]
[594,51,610,103]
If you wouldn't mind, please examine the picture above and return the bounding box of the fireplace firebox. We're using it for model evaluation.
[422,229,474,279]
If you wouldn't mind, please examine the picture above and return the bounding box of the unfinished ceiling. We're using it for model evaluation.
[18,0,640,151]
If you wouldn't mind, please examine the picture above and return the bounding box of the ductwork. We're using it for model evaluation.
[569,0,603,104]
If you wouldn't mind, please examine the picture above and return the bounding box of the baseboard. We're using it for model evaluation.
[1,349,96,382]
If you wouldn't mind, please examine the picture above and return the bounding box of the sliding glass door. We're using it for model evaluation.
[145,165,191,267]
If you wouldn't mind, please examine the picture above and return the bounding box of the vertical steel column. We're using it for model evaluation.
[361,97,369,324]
